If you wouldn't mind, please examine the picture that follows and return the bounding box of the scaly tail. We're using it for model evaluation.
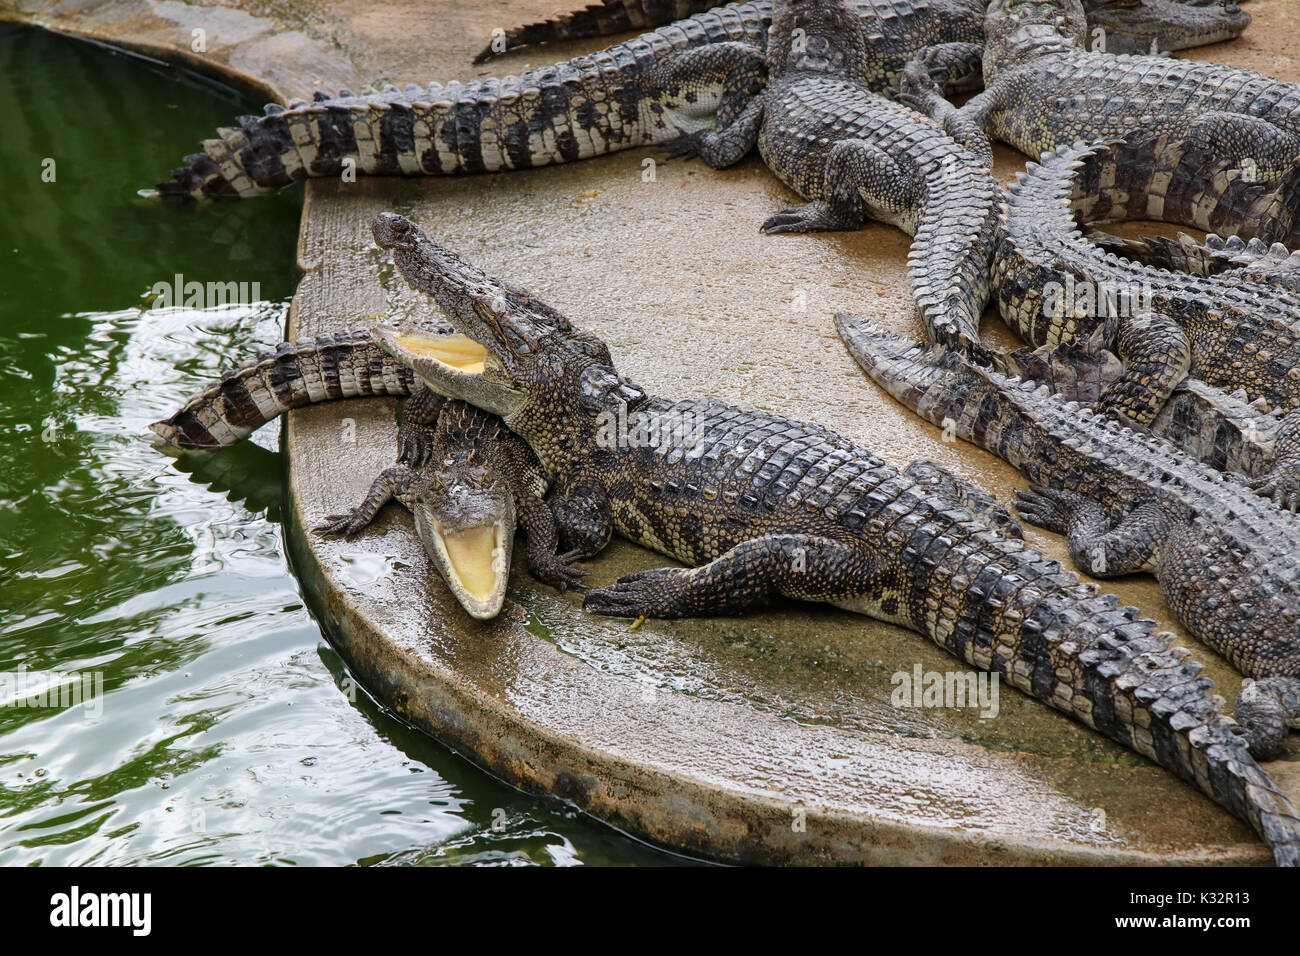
[1052,135,1300,246]
[910,147,1001,361]
[471,0,727,62]
[836,313,1300,865]
[156,7,770,201]
[150,330,414,449]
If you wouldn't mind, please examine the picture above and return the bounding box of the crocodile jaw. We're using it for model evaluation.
[373,324,524,418]
[413,507,513,620]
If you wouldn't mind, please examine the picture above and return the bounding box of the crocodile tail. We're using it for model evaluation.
[909,145,1001,362]
[154,4,773,201]
[838,314,1300,865]
[1046,135,1300,244]
[149,330,415,449]
[156,65,643,201]
[471,0,725,62]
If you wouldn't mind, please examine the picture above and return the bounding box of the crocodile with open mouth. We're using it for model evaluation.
[149,327,584,618]
[367,209,1300,864]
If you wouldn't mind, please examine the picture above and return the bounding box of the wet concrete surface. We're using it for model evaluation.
[9,0,1298,862]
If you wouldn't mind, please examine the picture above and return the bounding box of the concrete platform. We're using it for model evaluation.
[10,0,1298,863]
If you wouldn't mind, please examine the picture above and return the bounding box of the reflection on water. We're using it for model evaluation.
[0,23,670,865]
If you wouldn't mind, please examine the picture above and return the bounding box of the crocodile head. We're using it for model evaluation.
[985,0,1088,78]
[372,213,633,478]
[768,0,871,83]
[410,464,515,620]
[1083,0,1249,56]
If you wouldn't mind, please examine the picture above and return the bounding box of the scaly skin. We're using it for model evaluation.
[371,210,1300,864]
[661,0,1000,357]
[1007,341,1285,482]
[1105,231,1300,294]
[156,0,991,201]
[149,331,584,614]
[837,312,1300,761]
[473,0,1249,62]
[948,0,1300,194]
[996,137,1300,507]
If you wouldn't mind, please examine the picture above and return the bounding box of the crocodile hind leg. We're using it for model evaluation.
[1235,678,1300,761]
[761,140,912,234]
[1012,486,1183,577]
[583,534,876,618]
[903,460,1022,539]
[1185,112,1300,201]
[314,465,421,538]
[1094,310,1192,427]
[648,42,768,168]
[1251,410,1300,512]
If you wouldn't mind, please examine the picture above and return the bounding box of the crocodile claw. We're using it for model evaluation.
[313,512,371,539]
[528,548,589,593]
[655,134,703,163]
[583,567,687,618]
[1251,468,1300,513]
[1012,486,1078,535]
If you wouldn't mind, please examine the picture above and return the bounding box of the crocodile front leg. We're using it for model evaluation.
[584,534,872,618]
[1012,486,1181,577]
[1095,310,1192,427]
[898,49,992,171]
[314,465,421,538]
[550,484,615,559]
[515,493,588,591]
[761,139,912,233]
[396,387,446,467]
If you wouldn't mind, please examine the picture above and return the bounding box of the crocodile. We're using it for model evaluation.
[654,0,1000,355]
[148,329,584,617]
[837,311,1300,760]
[369,209,1300,864]
[472,0,1249,62]
[154,0,1232,201]
[155,0,984,201]
[994,135,1300,508]
[924,0,1300,206]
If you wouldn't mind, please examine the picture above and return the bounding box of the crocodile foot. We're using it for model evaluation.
[528,547,589,593]
[584,567,692,618]
[1253,468,1300,512]
[313,510,374,539]
[655,133,705,163]
[1234,677,1300,761]
[1011,486,1081,536]
[761,201,859,234]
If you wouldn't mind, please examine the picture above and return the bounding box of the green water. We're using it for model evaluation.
[0,23,669,865]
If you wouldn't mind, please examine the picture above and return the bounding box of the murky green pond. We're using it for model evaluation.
[0,23,670,865]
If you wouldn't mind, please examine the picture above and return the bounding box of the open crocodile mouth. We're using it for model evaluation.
[389,330,489,376]
[416,512,511,620]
